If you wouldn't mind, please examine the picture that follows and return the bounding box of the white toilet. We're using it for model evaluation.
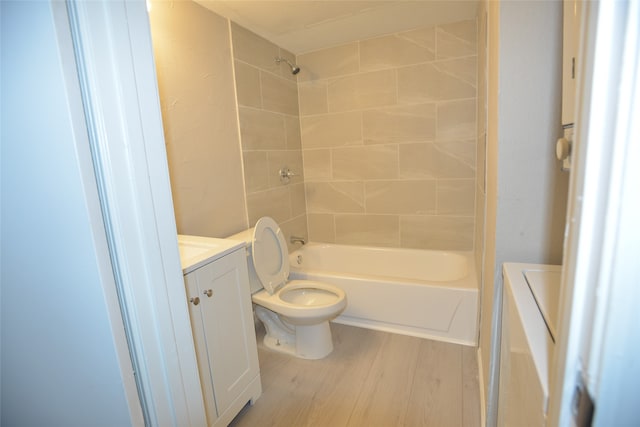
[230,217,347,359]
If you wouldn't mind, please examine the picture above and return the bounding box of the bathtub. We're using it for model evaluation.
[288,243,479,346]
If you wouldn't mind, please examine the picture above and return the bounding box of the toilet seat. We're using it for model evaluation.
[252,217,290,294]
[252,280,347,326]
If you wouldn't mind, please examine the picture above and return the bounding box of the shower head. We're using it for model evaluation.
[275,57,301,75]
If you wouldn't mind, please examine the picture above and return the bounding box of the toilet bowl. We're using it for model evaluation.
[229,217,346,359]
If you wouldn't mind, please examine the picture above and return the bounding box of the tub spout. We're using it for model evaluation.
[290,235,306,245]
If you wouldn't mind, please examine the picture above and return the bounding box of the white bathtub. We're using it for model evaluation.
[289,243,479,346]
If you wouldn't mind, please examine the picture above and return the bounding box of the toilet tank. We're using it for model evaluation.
[228,228,263,294]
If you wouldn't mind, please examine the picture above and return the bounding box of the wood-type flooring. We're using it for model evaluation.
[230,322,481,427]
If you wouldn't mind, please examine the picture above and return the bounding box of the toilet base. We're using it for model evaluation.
[255,306,334,359]
[295,322,334,359]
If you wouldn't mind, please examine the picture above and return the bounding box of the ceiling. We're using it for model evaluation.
[194,1,479,54]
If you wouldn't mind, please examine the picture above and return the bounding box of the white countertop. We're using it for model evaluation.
[178,235,245,274]
[524,268,562,340]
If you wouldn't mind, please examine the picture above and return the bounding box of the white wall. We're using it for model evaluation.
[495,0,568,266]
[480,0,568,422]
[1,2,138,425]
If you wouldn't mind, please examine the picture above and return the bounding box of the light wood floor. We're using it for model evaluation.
[230,323,481,427]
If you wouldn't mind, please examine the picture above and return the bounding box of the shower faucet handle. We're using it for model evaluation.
[279,166,297,184]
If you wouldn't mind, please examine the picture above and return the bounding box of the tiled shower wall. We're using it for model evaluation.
[231,23,308,250]
[153,3,478,252]
[149,1,248,238]
[297,20,478,250]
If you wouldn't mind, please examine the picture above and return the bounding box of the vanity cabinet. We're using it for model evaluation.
[181,238,261,426]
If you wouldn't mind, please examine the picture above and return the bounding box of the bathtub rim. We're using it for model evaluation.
[289,241,477,290]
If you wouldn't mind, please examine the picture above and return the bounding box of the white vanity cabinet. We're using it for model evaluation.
[498,263,560,426]
[179,235,261,427]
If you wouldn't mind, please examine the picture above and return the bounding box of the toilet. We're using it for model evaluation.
[229,217,347,359]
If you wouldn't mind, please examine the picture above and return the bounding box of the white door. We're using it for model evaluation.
[59,0,208,425]
[548,1,640,425]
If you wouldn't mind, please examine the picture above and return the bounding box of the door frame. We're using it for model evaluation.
[63,0,206,425]
[549,0,640,425]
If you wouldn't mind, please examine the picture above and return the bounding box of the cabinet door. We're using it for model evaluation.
[191,249,259,417]
[498,284,546,426]
[184,275,219,425]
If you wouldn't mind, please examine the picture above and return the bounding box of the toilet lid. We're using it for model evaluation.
[252,217,289,295]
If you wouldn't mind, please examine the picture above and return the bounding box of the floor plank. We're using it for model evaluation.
[462,346,482,427]
[346,333,421,427]
[404,339,463,426]
[230,323,480,427]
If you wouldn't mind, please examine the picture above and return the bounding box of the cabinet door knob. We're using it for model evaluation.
[203,289,213,297]
[190,296,200,305]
